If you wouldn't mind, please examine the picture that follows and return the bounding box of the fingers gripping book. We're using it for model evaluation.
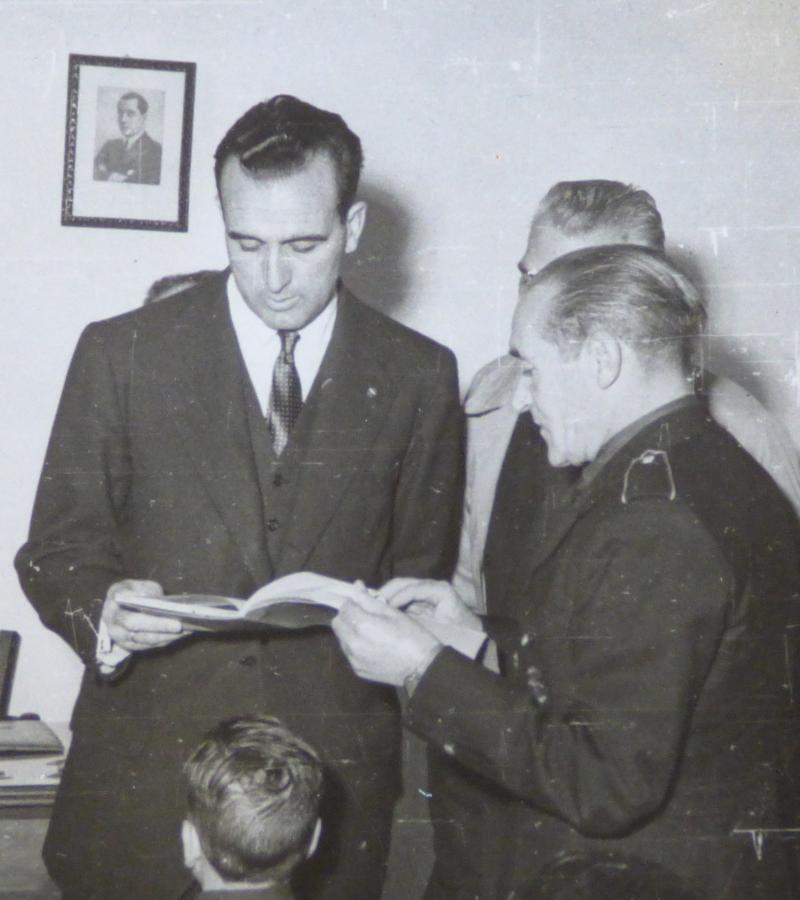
[117,572,486,658]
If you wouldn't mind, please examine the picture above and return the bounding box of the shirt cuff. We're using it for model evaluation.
[402,643,444,699]
[481,639,500,674]
[96,619,131,673]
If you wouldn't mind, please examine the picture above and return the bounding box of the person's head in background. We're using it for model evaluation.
[143,270,219,305]
[182,715,323,894]
[518,180,666,280]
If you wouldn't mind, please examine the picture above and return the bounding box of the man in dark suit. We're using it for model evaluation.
[16,95,463,899]
[94,91,162,184]
[333,246,800,898]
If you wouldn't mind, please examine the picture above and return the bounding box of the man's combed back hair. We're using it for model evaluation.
[214,94,363,218]
[184,715,322,884]
[119,91,148,115]
[535,244,705,372]
[533,180,665,251]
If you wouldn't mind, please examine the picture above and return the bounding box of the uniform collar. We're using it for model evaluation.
[576,394,699,494]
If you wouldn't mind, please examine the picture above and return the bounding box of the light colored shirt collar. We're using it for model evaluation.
[227,273,338,415]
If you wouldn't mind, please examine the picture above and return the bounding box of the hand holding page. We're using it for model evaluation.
[379,577,486,658]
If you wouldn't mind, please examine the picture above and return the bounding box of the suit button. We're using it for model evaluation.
[239,655,256,667]
[267,518,279,532]
[272,473,284,487]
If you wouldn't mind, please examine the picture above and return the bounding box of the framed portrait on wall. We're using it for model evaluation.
[61,54,196,231]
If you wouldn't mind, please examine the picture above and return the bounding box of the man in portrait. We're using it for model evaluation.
[16,94,463,899]
[94,90,162,185]
[333,246,800,898]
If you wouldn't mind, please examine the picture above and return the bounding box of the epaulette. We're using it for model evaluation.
[621,449,677,504]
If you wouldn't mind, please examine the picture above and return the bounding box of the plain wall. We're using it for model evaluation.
[2,0,798,720]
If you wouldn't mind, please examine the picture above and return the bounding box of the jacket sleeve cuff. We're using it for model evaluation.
[403,645,512,757]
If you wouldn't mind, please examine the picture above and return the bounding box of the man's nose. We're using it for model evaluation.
[264,247,291,294]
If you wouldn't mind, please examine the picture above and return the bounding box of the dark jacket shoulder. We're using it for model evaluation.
[337,286,457,373]
[605,401,798,584]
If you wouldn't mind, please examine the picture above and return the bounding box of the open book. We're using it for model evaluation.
[117,572,487,659]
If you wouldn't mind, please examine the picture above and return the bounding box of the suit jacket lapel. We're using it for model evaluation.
[275,289,396,574]
[501,482,595,612]
[158,275,271,586]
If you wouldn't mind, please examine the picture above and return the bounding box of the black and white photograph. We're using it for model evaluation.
[62,54,195,230]
[93,85,165,186]
[2,2,800,899]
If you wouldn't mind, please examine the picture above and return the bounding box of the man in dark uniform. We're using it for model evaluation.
[94,91,162,184]
[333,245,800,899]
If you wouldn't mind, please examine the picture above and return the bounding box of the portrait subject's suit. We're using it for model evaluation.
[407,399,800,899]
[94,130,162,184]
[15,273,464,899]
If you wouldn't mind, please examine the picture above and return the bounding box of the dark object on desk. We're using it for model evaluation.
[0,719,64,757]
[0,630,20,718]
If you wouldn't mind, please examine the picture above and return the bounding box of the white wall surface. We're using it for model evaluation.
[2,0,798,720]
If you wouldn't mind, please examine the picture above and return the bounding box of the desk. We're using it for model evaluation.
[0,723,68,898]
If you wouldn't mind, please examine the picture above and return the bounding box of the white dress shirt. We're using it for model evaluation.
[227,273,338,414]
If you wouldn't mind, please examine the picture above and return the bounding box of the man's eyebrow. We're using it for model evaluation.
[285,233,328,243]
[226,231,328,243]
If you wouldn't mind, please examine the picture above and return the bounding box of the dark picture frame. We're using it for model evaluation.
[61,54,196,232]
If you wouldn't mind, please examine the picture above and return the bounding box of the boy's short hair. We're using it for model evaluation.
[184,715,322,884]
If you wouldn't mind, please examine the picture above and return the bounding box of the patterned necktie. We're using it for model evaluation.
[267,330,302,456]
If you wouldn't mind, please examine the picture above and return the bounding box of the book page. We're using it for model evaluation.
[118,593,247,619]
[245,572,363,612]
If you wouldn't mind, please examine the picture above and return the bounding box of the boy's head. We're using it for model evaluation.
[182,715,323,890]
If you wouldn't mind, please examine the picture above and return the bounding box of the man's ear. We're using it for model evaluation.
[344,201,367,254]
[182,818,202,870]
[306,818,323,859]
[584,333,622,390]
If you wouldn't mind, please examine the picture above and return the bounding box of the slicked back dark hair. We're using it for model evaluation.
[119,91,148,115]
[184,715,322,884]
[534,180,665,251]
[214,94,363,218]
[531,244,705,373]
